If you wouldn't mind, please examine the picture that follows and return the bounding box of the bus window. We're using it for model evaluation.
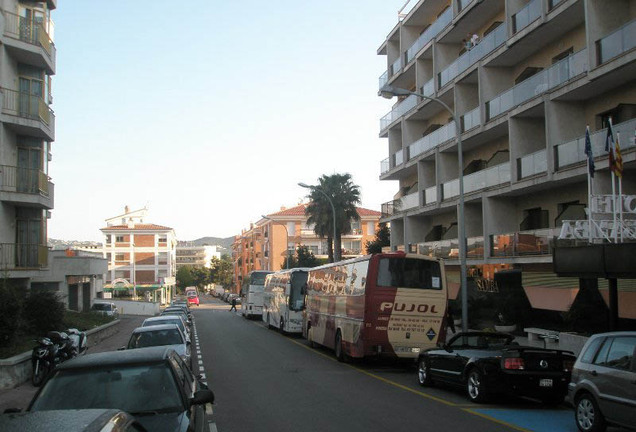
[377,257,442,290]
[289,271,308,311]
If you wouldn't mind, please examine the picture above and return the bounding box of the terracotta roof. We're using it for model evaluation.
[268,204,380,218]
[100,224,174,231]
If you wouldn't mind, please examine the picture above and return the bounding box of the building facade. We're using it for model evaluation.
[231,204,381,293]
[101,207,176,304]
[377,0,635,318]
[176,242,221,268]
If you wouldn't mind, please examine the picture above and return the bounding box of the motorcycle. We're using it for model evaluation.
[31,329,88,386]
[66,328,88,357]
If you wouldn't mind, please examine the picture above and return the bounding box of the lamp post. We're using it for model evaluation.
[298,182,339,262]
[261,215,290,270]
[379,84,469,332]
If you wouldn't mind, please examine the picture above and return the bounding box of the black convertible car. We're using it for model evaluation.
[417,331,576,404]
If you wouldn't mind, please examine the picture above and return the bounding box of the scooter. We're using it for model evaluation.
[66,328,88,357]
[31,336,58,387]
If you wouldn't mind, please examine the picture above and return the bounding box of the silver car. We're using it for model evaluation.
[126,324,191,369]
[568,331,636,432]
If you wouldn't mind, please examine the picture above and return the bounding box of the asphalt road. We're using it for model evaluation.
[191,296,581,432]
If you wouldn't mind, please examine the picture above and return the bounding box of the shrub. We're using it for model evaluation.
[0,277,23,348]
[23,290,65,335]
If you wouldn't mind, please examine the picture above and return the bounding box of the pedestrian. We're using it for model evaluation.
[470,33,479,47]
[465,33,473,50]
[229,296,237,312]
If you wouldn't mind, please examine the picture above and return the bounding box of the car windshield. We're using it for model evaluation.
[143,319,185,334]
[450,334,514,349]
[30,363,183,413]
[92,303,112,311]
[128,329,184,348]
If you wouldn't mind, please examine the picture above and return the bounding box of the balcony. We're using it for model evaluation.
[596,19,636,65]
[458,0,477,13]
[438,23,506,88]
[442,162,511,199]
[0,243,48,269]
[486,49,588,121]
[421,78,434,98]
[512,0,541,34]
[404,7,453,65]
[424,186,437,205]
[1,88,55,140]
[491,228,558,257]
[381,191,419,217]
[517,149,547,179]
[0,165,53,208]
[380,157,390,175]
[389,57,402,79]
[416,236,484,259]
[379,70,388,90]
[555,117,636,170]
[408,121,456,160]
[460,106,480,133]
[380,94,418,131]
[2,10,56,72]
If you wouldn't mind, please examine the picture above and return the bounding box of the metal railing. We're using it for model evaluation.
[408,121,456,160]
[442,162,511,199]
[404,7,453,64]
[0,243,48,269]
[389,57,402,78]
[597,19,636,65]
[438,23,506,88]
[512,0,542,34]
[490,228,558,257]
[394,149,404,166]
[2,10,55,58]
[380,94,418,131]
[458,0,476,13]
[421,78,435,98]
[401,192,419,211]
[424,186,437,205]
[0,165,50,195]
[518,149,547,179]
[381,201,395,218]
[2,88,54,125]
[486,48,588,120]
[555,117,636,169]
[379,70,388,90]
[380,157,390,174]
[416,236,484,259]
[460,106,481,132]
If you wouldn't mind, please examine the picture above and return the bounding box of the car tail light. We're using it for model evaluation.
[504,357,525,370]
[563,359,575,372]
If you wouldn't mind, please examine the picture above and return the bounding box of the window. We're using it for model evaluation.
[601,337,636,370]
[552,48,573,64]
[105,235,111,244]
[158,235,167,245]
[287,222,295,236]
[377,258,442,290]
[579,337,604,364]
[115,254,125,262]
[116,236,124,243]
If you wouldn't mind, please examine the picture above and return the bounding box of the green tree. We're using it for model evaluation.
[304,173,361,262]
[191,266,210,290]
[365,223,390,254]
[176,266,196,293]
[24,290,65,335]
[210,255,233,289]
[0,273,23,348]
[283,245,319,269]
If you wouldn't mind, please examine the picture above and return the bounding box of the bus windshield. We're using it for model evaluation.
[289,271,308,311]
[376,257,442,290]
[250,272,269,285]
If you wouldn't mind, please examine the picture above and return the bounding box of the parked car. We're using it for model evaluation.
[0,409,147,432]
[90,302,119,318]
[417,331,577,404]
[27,346,215,432]
[568,331,636,432]
[161,309,192,329]
[141,316,190,340]
[125,324,191,369]
[187,292,199,307]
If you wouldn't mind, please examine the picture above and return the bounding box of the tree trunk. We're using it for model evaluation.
[327,237,334,263]
[333,231,342,262]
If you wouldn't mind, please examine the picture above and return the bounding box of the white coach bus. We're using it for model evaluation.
[262,268,309,334]
[240,270,272,319]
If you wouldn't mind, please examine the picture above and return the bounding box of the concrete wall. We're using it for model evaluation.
[109,300,160,316]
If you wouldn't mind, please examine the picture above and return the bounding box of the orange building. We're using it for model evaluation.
[231,204,381,293]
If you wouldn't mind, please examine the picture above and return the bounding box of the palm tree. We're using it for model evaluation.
[304,173,361,262]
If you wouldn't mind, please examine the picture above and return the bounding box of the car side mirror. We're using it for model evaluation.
[3,408,21,414]
[191,389,215,405]
[118,346,126,351]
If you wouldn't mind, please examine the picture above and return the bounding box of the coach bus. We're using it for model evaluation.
[303,252,447,361]
[241,270,272,318]
[262,268,309,334]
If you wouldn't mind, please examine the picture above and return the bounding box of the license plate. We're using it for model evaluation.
[539,379,553,387]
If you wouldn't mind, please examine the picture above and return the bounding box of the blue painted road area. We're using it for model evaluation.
[471,408,577,432]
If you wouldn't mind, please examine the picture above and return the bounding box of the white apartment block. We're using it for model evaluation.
[378,0,635,318]
[101,207,176,304]
[176,243,221,268]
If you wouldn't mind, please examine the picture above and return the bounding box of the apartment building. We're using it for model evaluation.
[0,2,56,281]
[176,242,221,269]
[101,206,176,304]
[231,204,381,292]
[377,0,635,318]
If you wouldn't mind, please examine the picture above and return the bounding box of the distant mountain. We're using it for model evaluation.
[189,236,234,251]
[49,238,102,250]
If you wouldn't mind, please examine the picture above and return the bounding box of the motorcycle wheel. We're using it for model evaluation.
[32,360,49,387]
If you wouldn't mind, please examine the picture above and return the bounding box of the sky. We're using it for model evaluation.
[48,1,407,242]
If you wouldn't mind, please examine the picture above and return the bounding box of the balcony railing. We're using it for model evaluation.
[401,192,419,211]
[379,70,388,90]
[380,157,390,174]
[394,149,405,166]
[491,228,558,257]
[404,7,453,64]
[486,48,588,120]
[518,149,547,179]
[2,10,55,58]
[381,201,395,218]
[458,0,476,12]
[438,23,506,88]
[512,0,542,34]
[2,88,54,125]
[421,78,434,98]
[442,162,511,199]
[389,57,402,78]
[424,186,437,205]
[460,106,481,132]
[416,236,484,259]
[597,19,636,65]
[0,165,49,195]
[548,0,565,10]
[408,121,456,160]
[555,117,636,169]
[380,94,418,131]
[0,243,48,269]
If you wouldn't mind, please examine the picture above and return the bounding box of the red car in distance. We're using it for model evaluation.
[187,292,199,306]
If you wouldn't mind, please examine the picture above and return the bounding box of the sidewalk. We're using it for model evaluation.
[0,314,148,412]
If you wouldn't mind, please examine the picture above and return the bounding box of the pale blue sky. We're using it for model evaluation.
[49,1,404,242]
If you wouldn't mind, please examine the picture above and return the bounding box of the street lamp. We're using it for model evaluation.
[261,215,290,270]
[298,182,339,262]
[380,84,469,333]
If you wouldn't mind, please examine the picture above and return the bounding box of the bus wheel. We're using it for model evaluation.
[279,318,285,334]
[335,330,347,362]
[307,324,317,348]
[266,313,273,329]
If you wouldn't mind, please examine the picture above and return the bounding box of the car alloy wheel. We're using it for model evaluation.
[417,359,433,386]
[467,369,487,403]
[575,393,606,432]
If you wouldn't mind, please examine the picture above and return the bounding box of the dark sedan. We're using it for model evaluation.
[0,409,146,432]
[417,331,576,404]
[28,346,214,432]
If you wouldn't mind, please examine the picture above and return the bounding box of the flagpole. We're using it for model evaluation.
[586,125,593,243]
[608,118,617,243]
[617,132,623,242]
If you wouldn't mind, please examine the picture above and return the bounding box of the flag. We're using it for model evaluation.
[614,132,623,178]
[584,126,595,178]
[606,120,617,175]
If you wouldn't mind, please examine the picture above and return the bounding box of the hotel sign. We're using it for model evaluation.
[559,195,636,241]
